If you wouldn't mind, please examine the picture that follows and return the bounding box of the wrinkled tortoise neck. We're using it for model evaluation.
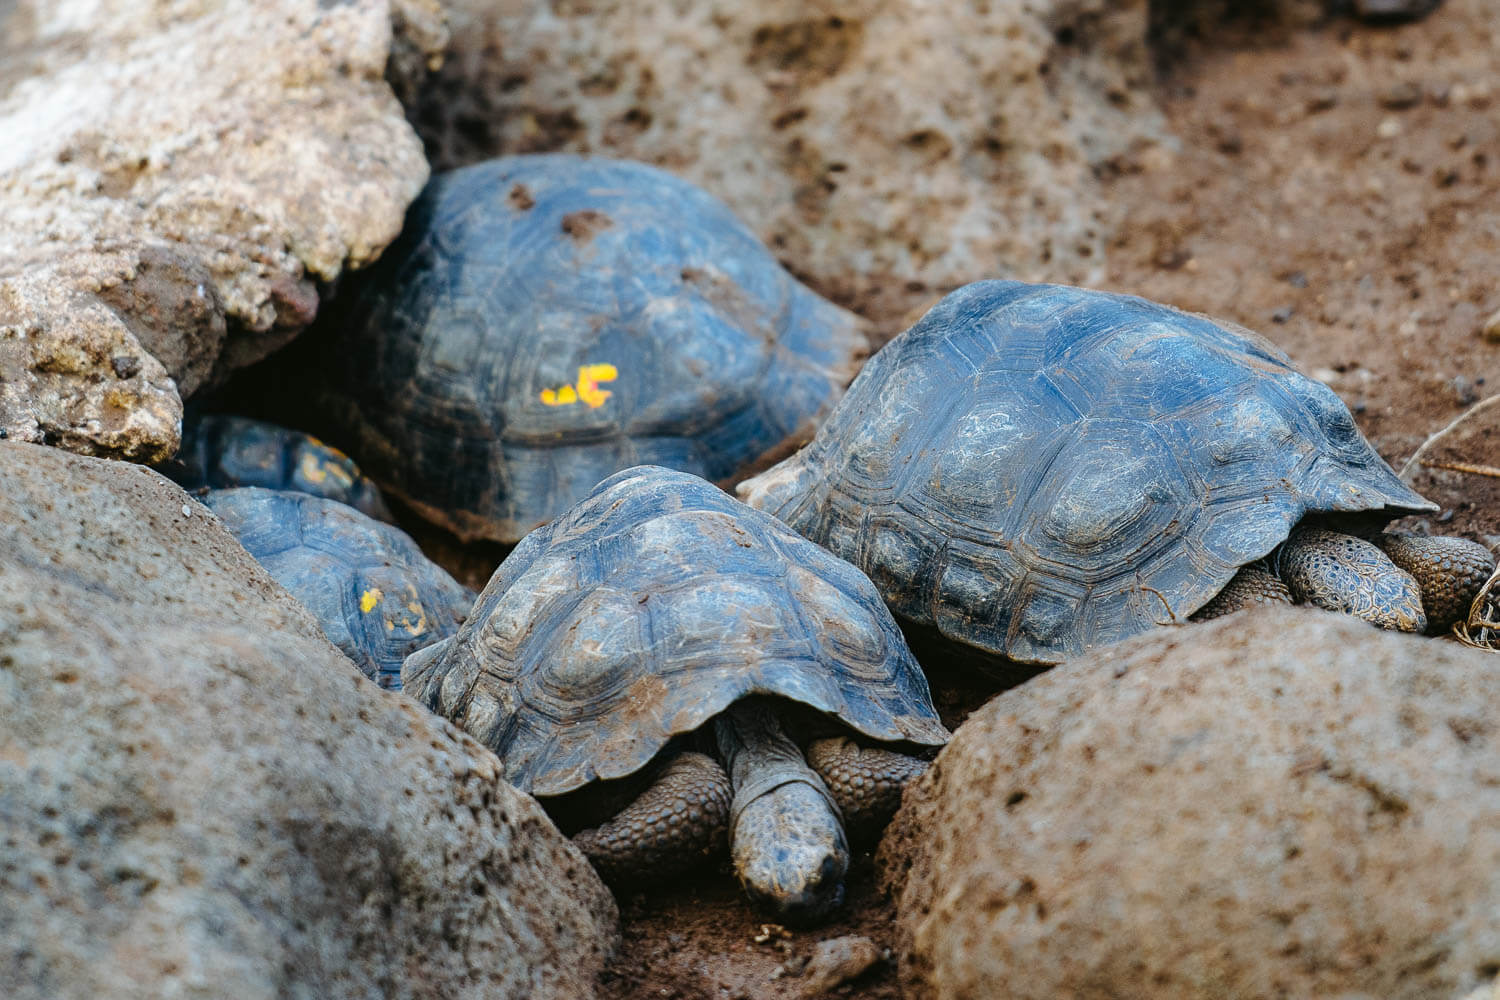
[714,697,849,922]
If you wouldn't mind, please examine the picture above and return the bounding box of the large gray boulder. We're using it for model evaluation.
[411,0,1171,328]
[0,0,447,462]
[0,442,618,1000]
[881,606,1500,1000]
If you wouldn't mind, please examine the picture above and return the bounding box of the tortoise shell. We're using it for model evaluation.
[738,280,1436,664]
[202,488,474,689]
[402,466,948,798]
[162,413,392,523]
[312,154,868,544]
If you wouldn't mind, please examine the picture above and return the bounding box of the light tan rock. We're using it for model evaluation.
[798,935,882,997]
[0,441,617,1000]
[881,606,1500,1000]
[0,0,447,461]
[411,1,1169,327]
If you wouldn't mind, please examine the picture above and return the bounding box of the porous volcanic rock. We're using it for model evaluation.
[880,606,1500,1000]
[0,0,447,462]
[0,441,617,999]
[411,0,1170,327]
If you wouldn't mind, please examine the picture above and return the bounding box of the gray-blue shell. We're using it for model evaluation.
[402,466,948,798]
[739,281,1437,664]
[312,154,868,544]
[162,414,392,522]
[203,488,475,689]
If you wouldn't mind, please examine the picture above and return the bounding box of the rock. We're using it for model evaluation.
[411,0,1169,327]
[0,0,448,462]
[798,935,882,997]
[1354,0,1445,22]
[1481,306,1500,342]
[880,606,1500,1000]
[0,441,617,999]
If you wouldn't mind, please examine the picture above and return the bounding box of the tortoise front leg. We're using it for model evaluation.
[1190,563,1293,622]
[572,751,731,885]
[1376,533,1496,633]
[806,736,928,836]
[1275,526,1426,633]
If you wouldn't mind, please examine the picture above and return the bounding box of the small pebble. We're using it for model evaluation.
[1379,82,1423,110]
[181,504,192,517]
[110,355,141,379]
[1377,118,1403,140]
[798,935,881,997]
[1306,88,1339,113]
[1354,0,1444,21]
[1283,270,1309,289]
[1452,375,1479,406]
[1481,307,1500,343]
[1271,305,1295,324]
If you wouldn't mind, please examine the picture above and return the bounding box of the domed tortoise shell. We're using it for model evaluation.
[739,280,1436,664]
[162,413,392,522]
[203,488,474,689]
[402,465,947,797]
[314,154,868,544]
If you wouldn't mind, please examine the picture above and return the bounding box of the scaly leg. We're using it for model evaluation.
[572,751,731,886]
[1190,563,1293,622]
[1275,526,1425,633]
[1376,533,1496,634]
[805,736,928,836]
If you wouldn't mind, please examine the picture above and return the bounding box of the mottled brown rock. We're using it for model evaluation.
[0,0,447,461]
[881,606,1500,1000]
[412,0,1170,328]
[0,441,617,1000]
[798,935,882,997]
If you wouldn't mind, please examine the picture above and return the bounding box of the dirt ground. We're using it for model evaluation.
[584,5,1500,998]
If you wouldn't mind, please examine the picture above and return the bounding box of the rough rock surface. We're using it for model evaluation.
[0,0,447,462]
[411,0,1169,327]
[0,441,617,999]
[880,606,1500,1000]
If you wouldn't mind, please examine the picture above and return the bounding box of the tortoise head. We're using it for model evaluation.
[730,778,850,924]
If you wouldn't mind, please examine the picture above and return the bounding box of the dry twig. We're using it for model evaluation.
[1399,394,1500,482]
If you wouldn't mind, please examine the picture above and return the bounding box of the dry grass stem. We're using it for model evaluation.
[1399,394,1500,482]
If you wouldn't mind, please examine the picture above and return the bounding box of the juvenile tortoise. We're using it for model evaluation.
[310,153,869,544]
[402,465,948,921]
[161,413,392,522]
[203,488,474,690]
[739,280,1494,664]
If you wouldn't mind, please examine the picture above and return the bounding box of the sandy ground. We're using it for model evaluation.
[587,4,1500,998]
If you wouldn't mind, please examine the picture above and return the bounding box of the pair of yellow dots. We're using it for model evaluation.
[540,363,618,409]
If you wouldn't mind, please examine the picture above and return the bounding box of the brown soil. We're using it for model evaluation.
[593,4,1500,998]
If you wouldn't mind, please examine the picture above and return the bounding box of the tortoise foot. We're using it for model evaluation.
[572,751,731,885]
[1376,533,1497,634]
[1277,526,1426,633]
[806,736,928,835]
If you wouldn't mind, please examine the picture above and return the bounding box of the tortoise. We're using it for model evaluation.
[161,413,393,522]
[738,280,1495,664]
[202,488,475,690]
[401,465,948,921]
[309,153,869,545]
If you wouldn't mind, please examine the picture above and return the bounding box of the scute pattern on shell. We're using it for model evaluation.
[314,154,868,543]
[403,466,947,798]
[203,488,475,689]
[740,280,1436,663]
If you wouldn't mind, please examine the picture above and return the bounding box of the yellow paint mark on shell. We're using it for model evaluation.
[540,363,618,408]
[298,450,356,488]
[360,588,382,613]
